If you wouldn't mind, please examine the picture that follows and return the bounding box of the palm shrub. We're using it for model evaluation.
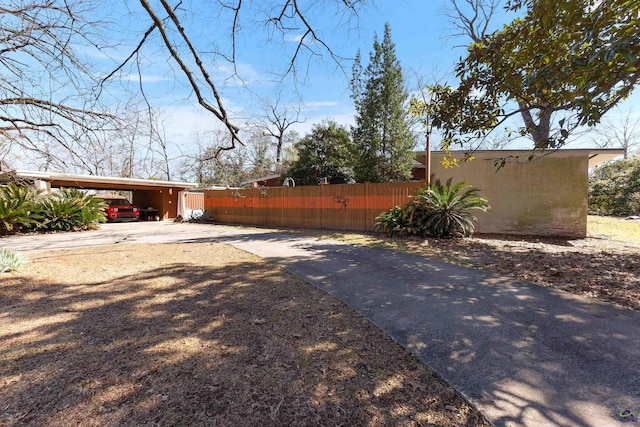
[375,178,489,238]
[59,188,107,227]
[0,249,28,273]
[413,178,489,237]
[0,183,42,235]
[39,188,107,231]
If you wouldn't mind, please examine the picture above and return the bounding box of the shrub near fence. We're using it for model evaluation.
[204,182,424,232]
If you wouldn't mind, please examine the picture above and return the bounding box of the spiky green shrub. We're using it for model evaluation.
[0,249,28,273]
[413,178,490,238]
[59,188,107,227]
[0,183,42,235]
[39,189,107,231]
[375,178,490,238]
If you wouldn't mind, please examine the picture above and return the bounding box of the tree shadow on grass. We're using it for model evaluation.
[0,243,487,427]
[197,231,640,426]
[265,240,640,427]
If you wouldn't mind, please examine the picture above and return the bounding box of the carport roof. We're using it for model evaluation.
[15,170,199,191]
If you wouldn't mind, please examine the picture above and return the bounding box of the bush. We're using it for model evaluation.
[59,188,107,227]
[0,184,106,234]
[374,206,411,237]
[0,183,42,235]
[589,157,640,216]
[0,249,28,273]
[414,178,490,238]
[375,178,490,238]
[39,188,107,231]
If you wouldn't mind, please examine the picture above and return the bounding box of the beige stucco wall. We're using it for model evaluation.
[430,151,588,238]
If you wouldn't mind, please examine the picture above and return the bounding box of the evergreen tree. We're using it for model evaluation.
[351,23,415,183]
[286,121,355,186]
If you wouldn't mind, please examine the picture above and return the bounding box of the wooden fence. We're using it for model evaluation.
[184,191,205,210]
[204,181,425,231]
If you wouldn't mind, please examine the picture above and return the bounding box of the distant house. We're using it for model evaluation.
[240,174,282,188]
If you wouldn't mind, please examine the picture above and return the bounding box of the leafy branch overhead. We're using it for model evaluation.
[427,0,640,151]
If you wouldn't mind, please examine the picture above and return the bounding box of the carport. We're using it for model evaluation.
[15,170,198,220]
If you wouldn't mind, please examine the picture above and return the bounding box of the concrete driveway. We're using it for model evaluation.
[2,222,639,427]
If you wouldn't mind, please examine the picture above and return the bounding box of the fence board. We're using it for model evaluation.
[184,192,204,210]
[204,181,426,232]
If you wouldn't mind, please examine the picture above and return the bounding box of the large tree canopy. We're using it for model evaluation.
[427,0,640,153]
[286,120,355,186]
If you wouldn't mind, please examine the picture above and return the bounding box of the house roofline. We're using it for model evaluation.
[15,170,199,190]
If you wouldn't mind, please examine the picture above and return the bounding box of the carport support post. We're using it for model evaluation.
[177,191,185,218]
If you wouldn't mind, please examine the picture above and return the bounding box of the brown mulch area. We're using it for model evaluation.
[359,234,640,312]
[1,243,489,427]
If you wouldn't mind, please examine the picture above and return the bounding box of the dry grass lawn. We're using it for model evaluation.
[1,243,489,427]
[4,215,636,426]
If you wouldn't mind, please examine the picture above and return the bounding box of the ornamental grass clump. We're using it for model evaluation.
[375,178,489,238]
[0,249,27,273]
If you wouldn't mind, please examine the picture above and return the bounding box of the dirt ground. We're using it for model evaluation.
[1,243,489,427]
[418,233,640,311]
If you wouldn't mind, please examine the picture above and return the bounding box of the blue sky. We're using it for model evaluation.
[9,0,638,171]
[98,0,636,155]
[91,0,519,149]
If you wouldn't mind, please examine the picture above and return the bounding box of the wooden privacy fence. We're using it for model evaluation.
[184,191,204,210]
[204,181,425,231]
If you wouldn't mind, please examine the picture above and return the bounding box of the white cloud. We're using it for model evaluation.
[302,101,339,110]
[156,101,244,142]
[214,62,271,88]
[118,73,169,83]
[290,110,355,137]
[285,34,305,43]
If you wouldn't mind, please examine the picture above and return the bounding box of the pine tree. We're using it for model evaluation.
[351,23,415,183]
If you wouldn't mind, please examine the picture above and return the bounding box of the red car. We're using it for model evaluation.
[102,198,140,222]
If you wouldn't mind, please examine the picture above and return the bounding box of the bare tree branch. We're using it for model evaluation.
[2,0,367,173]
[250,93,305,167]
[443,0,501,45]
[0,0,124,171]
[591,110,640,159]
[138,0,241,150]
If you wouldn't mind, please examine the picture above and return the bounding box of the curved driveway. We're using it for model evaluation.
[2,222,639,427]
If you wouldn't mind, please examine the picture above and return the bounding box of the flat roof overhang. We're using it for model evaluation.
[414,148,625,169]
[15,170,199,191]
